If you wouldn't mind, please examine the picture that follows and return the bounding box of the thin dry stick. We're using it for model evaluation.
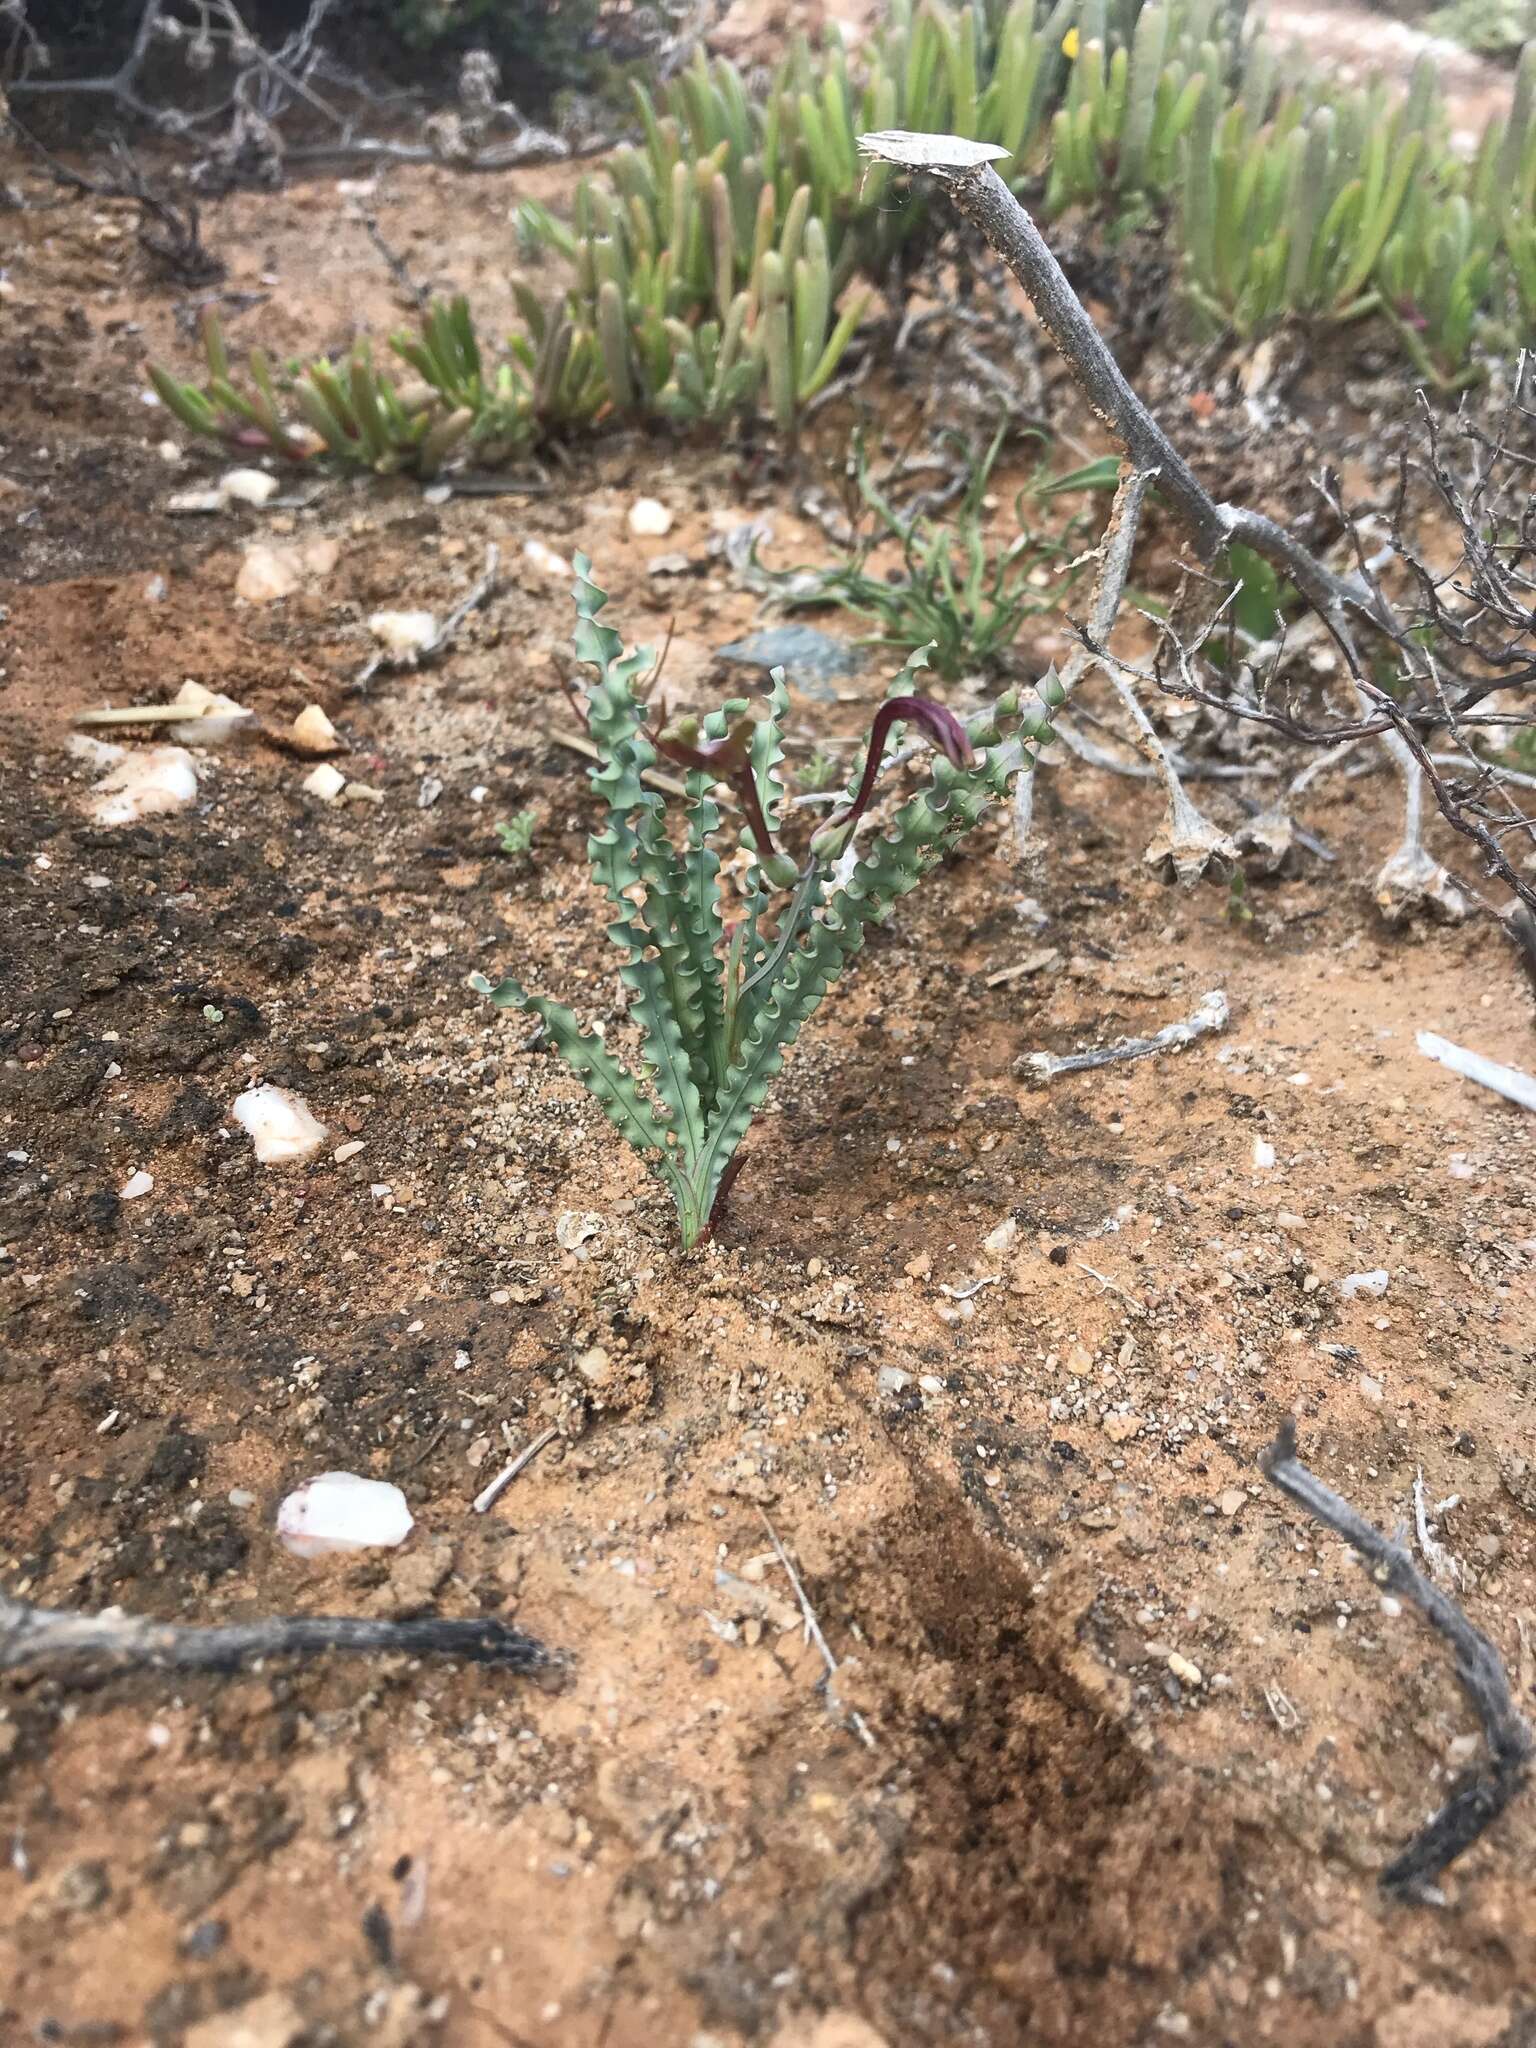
[1026,989,1229,1078]
[1012,462,1153,856]
[0,1588,548,1677]
[472,1423,558,1516]
[857,134,1448,897]
[359,208,430,309]
[760,1514,876,1750]
[1260,1419,1532,1899]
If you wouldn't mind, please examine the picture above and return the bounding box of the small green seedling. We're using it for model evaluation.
[473,557,1057,1249]
[495,810,538,858]
[795,746,844,794]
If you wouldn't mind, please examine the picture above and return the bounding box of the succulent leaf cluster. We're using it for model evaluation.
[471,559,1054,1248]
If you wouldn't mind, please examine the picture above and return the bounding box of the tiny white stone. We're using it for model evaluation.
[120,1169,154,1201]
[235,544,301,603]
[88,746,198,827]
[275,1471,413,1558]
[982,1214,1018,1256]
[218,467,279,507]
[333,1140,365,1163]
[1167,1651,1203,1687]
[1252,1138,1276,1169]
[556,1209,602,1252]
[1339,1268,1389,1300]
[302,762,346,802]
[166,487,226,516]
[628,496,673,538]
[231,1084,328,1164]
[523,537,572,579]
[290,704,341,756]
[367,609,439,661]
[168,678,253,745]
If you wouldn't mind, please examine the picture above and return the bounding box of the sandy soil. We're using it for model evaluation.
[2,80,1535,2048]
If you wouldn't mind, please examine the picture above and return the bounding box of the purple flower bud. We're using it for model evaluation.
[818,695,975,854]
[654,714,785,876]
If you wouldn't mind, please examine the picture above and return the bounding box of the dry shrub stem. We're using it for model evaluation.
[1261,1419,1532,1900]
[872,142,1536,916]
[3,0,651,182]
[0,1588,550,1677]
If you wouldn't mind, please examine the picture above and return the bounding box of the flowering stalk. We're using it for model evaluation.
[811,696,976,859]
[653,714,799,887]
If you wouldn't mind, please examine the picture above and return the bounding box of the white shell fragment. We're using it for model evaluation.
[367,609,439,662]
[857,130,1013,171]
[301,762,346,802]
[982,1214,1018,1256]
[219,467,280,508]
[1417,1030,1536,1113]
[120,1170,154,1201]
[1339,1269,1390,1300]
[290,704,341,756]
[168,679,253,745]
[523,537,572,579]
[231,1084,328,1164]
[555,1209,602,1253]
[235,544,302,603]
[276,1471,413,1559]
[166,487,226,516]
[628,496,674,538]
[88,746,198,826]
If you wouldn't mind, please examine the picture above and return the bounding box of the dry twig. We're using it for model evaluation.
[1026,989,1229,1079]
[0,1587,548,1677]
[760,1515,876,1750]
[1261,1419,1532,1899]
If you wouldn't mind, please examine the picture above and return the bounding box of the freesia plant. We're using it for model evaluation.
[472,557,1058,1248]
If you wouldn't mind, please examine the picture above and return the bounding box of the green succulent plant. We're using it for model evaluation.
[150,4,1536,468]
[471,557,1057,1248]
[755,426,1088,681]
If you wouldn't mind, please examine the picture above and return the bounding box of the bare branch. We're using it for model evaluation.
[0,1586,550,1678]
[1260,1419,1532,1901]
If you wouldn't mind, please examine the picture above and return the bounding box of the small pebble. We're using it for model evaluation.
[523,537,571,578]
[276,1472,413,1558]
[302,762,346,802]
[120,1169,154,1201]
[367,609,438,661]
[1339,1268,1389,1300]
[1167,1651,1203,1687]
[628,496,674,537]
[290,704,341,756]
[232,1084,328,1164]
